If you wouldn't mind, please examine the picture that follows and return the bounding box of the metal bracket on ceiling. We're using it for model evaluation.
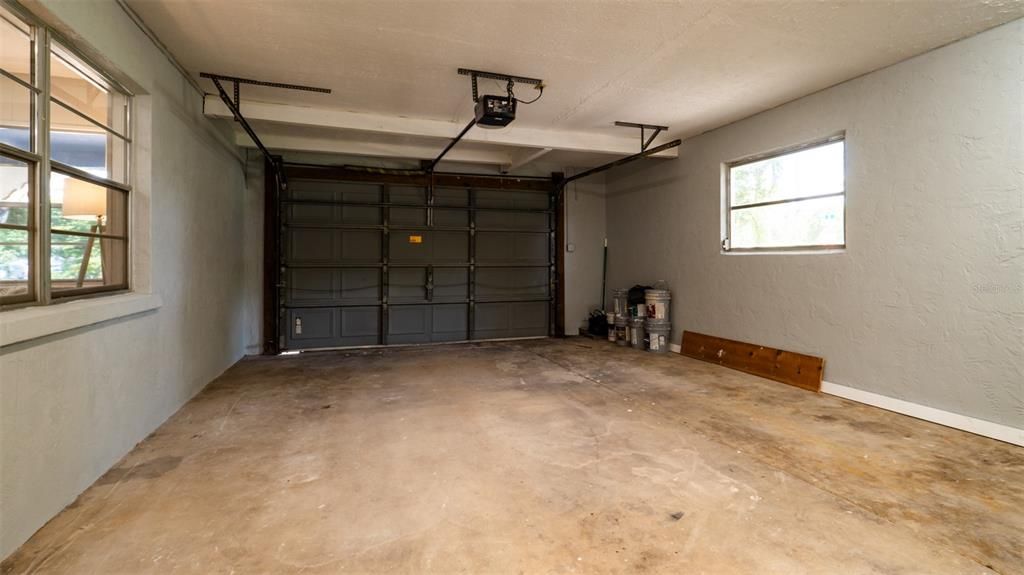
[458,68,543,103]
[199,73,332,184]
[615,121,669,152]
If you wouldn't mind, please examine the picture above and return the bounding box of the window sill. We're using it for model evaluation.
[0,292,162,348]
[722,248,846,256]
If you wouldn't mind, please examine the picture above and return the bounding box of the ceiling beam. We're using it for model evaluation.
[231,128,513,165]
[205,96,678,158]
[502,147,552,173]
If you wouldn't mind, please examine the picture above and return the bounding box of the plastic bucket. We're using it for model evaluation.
[645,289,671,321]
[629,317,646,349]
[646,319,671,353]
[614,315,628,346]
[606,312,616,342]
[612,288,629,317]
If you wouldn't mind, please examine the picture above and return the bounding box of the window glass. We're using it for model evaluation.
[726,138,845,251]
[0,8,32,82]
[0,227,29,296]
[731,141,844,207]
[0,154,30,225]
[730,195,844,249]
[48,43,129,183]
[49,173,128,294]
[47,118,127,181]
[0,7,33,152]
[49,172,127,235]
[50,232,126,292]
[0,154,31,298]
[49,49,116,131]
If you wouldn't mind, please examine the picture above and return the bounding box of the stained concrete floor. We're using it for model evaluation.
[3,339,1022,574]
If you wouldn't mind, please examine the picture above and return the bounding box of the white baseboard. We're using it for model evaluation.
[670,343,681,353]
[821,381,1023,447]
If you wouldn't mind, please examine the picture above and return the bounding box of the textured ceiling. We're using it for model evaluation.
[126,0,1024,159]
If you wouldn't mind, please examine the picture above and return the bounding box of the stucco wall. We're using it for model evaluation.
[0,0,249,559]
[562,173,607,335]
[605,19,1023,427]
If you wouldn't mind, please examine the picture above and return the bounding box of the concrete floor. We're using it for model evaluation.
[3,339,1022,574]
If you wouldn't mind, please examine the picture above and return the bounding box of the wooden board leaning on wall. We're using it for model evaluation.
[680,331,824,392]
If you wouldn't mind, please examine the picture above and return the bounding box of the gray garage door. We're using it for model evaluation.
[279,176,554,350]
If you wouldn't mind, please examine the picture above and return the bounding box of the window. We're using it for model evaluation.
[724,135,845,252]
[0,2,132,309]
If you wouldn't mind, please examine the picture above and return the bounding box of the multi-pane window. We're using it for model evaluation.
[724,136,845,252]
[0,2,131,308]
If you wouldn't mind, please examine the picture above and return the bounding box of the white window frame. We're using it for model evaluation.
[722,133,846,254]
[0,0,134,310]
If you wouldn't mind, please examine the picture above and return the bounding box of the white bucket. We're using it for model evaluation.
[645,289,671,321]
[612,288,629,317]
[629,317,646,349]
[646,319,670,353]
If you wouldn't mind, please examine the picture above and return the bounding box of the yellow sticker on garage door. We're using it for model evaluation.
[408,235,423,244]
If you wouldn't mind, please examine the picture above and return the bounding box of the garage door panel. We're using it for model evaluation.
[388,305,431,344]
[476,267,549,300]
[476,210,549,231]
[287,228,339,263]
[390,231,468,263]
[340,183,383,204]
[433,268,468,301]
[432,304,468,341]
[433,231,468,263]
[473,301,548,339]
[288,181,382,203]
[388,304,468,343]
[476,231,549,265]
[391,207,426,226]
[287,229,381,264]
[285,306,381,349]
[289,308,334,340]
[287,268,381,306]
[286,205,380,226]
[390,231,430,263]
[286,268,333,305]
[287,204,338,224]
[390,186,426,205]
[390,268,428,302]
[341,268,381,303]
[341,230,382,262]
[475,189,549,210]
[341,307,381,344]
[281,177,551,350]
[340,205,381,225]
[287,180,340,201]
[434,188,469,206]
[434,208,468,227]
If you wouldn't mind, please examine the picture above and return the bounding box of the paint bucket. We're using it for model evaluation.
[606,311,616,342]
[645,318,671,353]
[645,289,671,321]
[614,315,628,346]
[612,288,629,317]
[629,317,646,349]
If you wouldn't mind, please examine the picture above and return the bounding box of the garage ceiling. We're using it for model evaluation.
[126,0,1024,168]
